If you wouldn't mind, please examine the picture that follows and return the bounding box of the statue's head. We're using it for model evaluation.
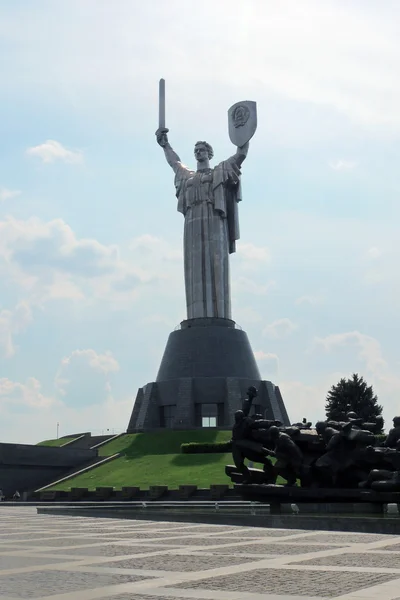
[393,416,400,427]
[194,141,214,162]
[315,421,327,435]
[268,425,280,442]
[346,411,358,420]
[247,385,257,399]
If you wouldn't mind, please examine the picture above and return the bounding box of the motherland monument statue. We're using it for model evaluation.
[127,80,289,432]
[155,79,257,320]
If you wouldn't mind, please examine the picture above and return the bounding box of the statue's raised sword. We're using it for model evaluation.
[159,78,166,129]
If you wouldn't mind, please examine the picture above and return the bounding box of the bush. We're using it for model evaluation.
[181,441,232,454]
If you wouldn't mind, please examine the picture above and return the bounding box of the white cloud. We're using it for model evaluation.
[254,351,279,375]
[280,378,332,425]
[2,1,400,138]
[0,188,20,202]
[26,140,83,164]
[234,306,263,325]
[234,277,277,296]
[237,242,271,265]
[0,352,129,443]
[60,349,120,376]
[329,160,357,171]
[0,216,118,276]
[0,302,32,358]
[55,348,120,406]
[0,216,125,303]
[263,318,298,339]
[0,378,130,443]
[315,330,387,373]
[313,331,400,422]
[367,246,383,259]
[295,295,323,306]
[130,234,181,263]
[0,217,181,317]
[0,377,55,409]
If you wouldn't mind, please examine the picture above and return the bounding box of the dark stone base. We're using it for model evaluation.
[36,504,400,534]
[234,479,400,505]
[127,317,289,431]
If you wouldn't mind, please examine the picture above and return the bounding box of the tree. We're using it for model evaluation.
[325,373,384,432]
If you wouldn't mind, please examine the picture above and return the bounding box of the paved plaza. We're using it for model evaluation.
[0,508,400,599]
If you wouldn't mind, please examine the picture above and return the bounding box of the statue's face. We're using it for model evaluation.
[194,144,208,162]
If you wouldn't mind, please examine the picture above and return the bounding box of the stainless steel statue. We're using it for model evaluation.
[156,79,257,320]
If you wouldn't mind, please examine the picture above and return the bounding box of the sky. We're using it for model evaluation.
[1,0,400,443]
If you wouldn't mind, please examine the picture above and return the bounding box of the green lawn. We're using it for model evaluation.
[49,430,238,490]
[50,452,234,490]
[37,437,76,447]
[98,430,232,457]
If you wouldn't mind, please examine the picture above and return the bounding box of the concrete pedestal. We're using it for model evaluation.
[127,317,289,432]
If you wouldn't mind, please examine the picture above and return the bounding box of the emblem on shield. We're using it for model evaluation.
[228,100,257,147]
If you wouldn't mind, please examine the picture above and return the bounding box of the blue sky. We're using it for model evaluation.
[1,0,400,443]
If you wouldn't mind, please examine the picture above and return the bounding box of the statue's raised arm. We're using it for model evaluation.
[230,141,249,167]
[155,127,183,173]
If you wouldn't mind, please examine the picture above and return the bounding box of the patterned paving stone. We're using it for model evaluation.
[2,507,400,600]
[210,542,343,555]
[103,596,205,600]
[0,570,152,598]
[90,531,184,539]
[26,537,112,547]
[299,532,395,544]
[212,528,307,537]
[293,552,400,569]
[0,532,76,540]
[172,568,400,596]
[153,525,246,534]
[47,544,180,557]
[0,555,79,569]
[90,553,256,572]
[378,543,400,551]
[100,596,205,600]
[151,536,247,546]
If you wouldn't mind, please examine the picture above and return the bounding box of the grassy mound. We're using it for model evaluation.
[49,430,237,491]
[37,437,77,447]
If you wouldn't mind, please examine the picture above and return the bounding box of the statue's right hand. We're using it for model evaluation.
[156,127,169,147]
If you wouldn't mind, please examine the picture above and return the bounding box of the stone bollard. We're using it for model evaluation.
[69,487,89,501]
[149,486,168,500]
[39,491,58,501]
[118,486,140,500]
[179,485,197,500]
[210,484,229,500]
[95,487,114,500]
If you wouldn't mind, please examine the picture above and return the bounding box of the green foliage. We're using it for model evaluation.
[181,441,232,454]
[325,373,384,433]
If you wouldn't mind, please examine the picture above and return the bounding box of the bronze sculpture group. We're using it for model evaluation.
[228,388,400,492]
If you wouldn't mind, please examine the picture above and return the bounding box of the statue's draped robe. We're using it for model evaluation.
[173,157,242,319]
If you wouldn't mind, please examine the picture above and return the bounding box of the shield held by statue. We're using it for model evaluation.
[228,100,257,147]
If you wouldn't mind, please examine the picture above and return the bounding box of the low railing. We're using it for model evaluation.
[36,500,270,515]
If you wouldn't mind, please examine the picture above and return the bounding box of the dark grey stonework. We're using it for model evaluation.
[156,317,261,381]
[127,317,290,432]
[0,443,97,496]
